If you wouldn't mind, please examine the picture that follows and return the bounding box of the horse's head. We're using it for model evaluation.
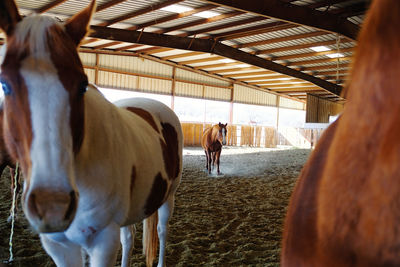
[0,0,96,233]
[215,122,228,146]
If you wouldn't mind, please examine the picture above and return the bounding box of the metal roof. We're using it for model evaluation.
[8,0,372,103]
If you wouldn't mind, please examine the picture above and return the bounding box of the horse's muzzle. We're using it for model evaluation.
[25,189,78,233]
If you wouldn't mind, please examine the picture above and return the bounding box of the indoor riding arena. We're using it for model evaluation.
[0,0,369,266]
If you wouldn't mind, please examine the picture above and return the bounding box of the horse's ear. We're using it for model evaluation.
[64,0,96,47]
[218,122,222,127]
[224,123,227,127]
[0,0,22,36]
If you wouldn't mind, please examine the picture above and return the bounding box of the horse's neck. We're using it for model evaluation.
[78,87,131,161]
[207,127,217,143]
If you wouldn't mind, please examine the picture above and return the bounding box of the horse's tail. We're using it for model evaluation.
[143,211,159,267]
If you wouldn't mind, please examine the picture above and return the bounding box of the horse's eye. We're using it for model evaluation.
[0,79,12,95]
[78,80,88,96]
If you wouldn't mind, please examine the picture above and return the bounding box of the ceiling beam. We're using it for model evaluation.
[330,2,370,18]
[90,26,342,95]
[254,38,353,55]
[201,0,360,40]
[212,21,296,41]
[96,0,127,12]
[94,4,216,50]
[99,0,182,27]
[307,0,348,10]
[274,47,353,61]
[233,31,328,49]
[36,0,68,13]
[114,10,243,52]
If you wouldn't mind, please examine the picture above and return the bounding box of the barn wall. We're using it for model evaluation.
[306,94,344,123]
[76,52,305,110]
[233,84,277,106]
[181,123,322,149]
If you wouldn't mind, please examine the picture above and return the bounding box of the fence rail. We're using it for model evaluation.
[181,123,325,148]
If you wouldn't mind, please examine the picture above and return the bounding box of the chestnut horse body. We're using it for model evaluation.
[282,0,400,266]
[201,123,227,174]
[0,1,182,266]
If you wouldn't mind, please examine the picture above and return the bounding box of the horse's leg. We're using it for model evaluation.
[215,149,222,175]
[207,150,212,174]
[212,152,216,170]
[86,223,120,267]
[204,150,209,170]
[40,233,83,267]
[120,225,135,267]
[157,194,175,267]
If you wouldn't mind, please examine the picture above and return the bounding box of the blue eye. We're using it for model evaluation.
[0,80,12,95]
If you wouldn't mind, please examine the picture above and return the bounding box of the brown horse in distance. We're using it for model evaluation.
[201,122,227,175]
[281,0,400,266]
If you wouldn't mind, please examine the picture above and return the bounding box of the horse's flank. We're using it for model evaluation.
[282,0,400,265]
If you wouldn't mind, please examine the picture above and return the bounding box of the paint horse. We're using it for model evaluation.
[0,98,21,219]
[281,0,400,266]
[201,122,227,174]
[0,1,183,267]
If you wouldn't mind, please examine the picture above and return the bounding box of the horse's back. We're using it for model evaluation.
[114,98,183,147]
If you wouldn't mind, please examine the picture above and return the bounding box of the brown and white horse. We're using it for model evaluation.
[281,0,400,266]
[201,122,227,175]
[0,1,183,267]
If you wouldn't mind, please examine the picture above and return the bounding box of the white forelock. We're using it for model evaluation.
[14,15,61,56]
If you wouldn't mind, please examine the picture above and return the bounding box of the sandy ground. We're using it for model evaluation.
[0,146,311,266]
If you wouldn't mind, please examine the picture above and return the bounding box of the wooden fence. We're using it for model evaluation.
[181,123,325,148]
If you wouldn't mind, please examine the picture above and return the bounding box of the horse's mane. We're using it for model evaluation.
[13,15,60,56]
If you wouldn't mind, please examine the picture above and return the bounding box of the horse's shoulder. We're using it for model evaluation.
[282,118,340,262]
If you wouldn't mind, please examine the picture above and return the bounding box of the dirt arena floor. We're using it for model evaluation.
[0,146,311,266]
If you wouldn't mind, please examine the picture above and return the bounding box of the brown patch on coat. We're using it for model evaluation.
[159,122,180,180]
[47,24,87,155]
[126,107,159,133]
[1,34,33,180]
[144,173,167,216]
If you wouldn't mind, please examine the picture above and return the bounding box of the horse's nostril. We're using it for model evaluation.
[64,191,77,220]
[28,193,42,220]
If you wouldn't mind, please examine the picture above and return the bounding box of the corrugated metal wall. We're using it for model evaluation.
[175,68,230,87]
[306,94,344,122]
[233,84,277,106]
[279,97,306,110]
[75,52,306,110]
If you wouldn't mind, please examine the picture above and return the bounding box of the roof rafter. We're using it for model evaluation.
[201,0,360,40]
[90,25,342,95]
[255,39,353,55]
[36,0,68,13]
[115,10,244,52]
